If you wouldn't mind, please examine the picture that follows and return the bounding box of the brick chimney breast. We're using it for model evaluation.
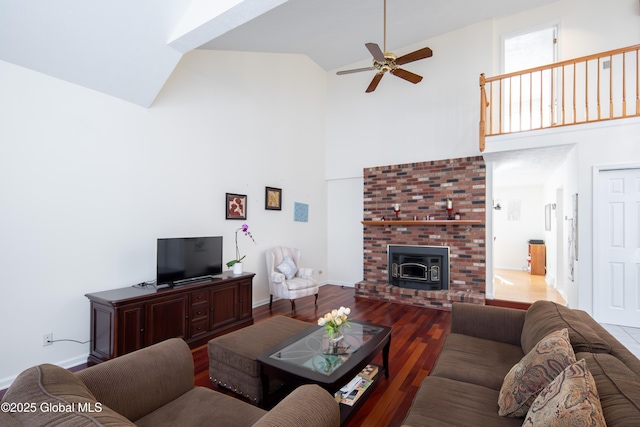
[357,156,486,310]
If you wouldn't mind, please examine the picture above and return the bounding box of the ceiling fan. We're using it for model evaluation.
[336,0,433,93]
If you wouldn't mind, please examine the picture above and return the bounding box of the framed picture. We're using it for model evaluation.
[226,193,247,220]
[265,187,282,210]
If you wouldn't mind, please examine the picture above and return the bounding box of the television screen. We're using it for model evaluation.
[157,236,223,286]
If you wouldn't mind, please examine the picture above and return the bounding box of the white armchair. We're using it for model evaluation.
[265,246,319,312]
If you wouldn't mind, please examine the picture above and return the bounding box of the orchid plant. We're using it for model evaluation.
[317,306,351,340]
[226,223,256,268]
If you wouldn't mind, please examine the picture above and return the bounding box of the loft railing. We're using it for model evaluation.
[479,44,640,151]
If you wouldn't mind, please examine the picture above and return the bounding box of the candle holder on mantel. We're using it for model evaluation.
[445,199,454,220]
[393,204,401,219]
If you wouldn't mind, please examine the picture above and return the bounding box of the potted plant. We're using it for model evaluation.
[226,223,256,275]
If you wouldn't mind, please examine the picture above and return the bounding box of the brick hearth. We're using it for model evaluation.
[356,156,486,310]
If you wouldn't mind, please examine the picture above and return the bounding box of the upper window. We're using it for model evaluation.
[503,25,557,73]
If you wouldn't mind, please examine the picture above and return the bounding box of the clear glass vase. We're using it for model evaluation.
[327,328,344,355]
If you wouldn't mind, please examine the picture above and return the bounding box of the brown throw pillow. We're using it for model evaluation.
[523,359,606,426]
[498,328,576,417]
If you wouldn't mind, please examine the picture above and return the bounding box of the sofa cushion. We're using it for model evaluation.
[401,376,523,427]
[450,303,526,347]
[1,364,134,426]
[76,337,194,422]
[0,412,21,427]
[134,387,266,427]
[252,384,340,427]
[499,328,576,417]
[285,276,317,291]
[521,301,611,354]
[522,359,606,426]
[430,333,524,391]
[577,352,640,425]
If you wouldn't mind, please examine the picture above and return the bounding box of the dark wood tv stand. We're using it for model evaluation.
[85,271,254,365]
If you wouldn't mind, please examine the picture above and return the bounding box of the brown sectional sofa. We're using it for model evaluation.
[0,337,340,427]
[402,300,640,426]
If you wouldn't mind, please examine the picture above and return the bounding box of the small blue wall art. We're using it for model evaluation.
[293,202,309,222]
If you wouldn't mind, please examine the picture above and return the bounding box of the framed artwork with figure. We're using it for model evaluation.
[226,193,247,220]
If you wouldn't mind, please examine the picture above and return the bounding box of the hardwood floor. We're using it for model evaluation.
[194,284,451,427]
[492,268,566,305]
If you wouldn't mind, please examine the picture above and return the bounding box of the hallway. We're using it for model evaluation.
[493,268,566,305]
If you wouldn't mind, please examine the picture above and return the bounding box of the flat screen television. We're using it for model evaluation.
[157,236,223,287]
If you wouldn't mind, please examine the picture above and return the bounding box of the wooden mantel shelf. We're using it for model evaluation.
[362,220,483,226]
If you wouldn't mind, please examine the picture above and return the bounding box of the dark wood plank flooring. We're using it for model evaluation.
[195,284,451,427]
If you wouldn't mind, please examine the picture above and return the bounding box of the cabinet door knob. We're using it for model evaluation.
[140,328,144,333]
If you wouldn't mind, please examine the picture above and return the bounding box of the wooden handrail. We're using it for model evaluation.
[479,44,640,151]
[483,44,640,83]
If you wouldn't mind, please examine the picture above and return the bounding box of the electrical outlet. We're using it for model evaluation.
[43,333,53,346]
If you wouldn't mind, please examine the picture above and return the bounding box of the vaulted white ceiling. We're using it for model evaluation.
[0,0,557,107]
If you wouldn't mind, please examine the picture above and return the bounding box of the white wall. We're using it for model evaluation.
[541,151,577,302]
[325,19,492,181]
[0,50,328,385]
[493,186,545,270]
[327,177,363,286]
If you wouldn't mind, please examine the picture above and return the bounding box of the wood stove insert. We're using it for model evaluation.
[388,245,450,290]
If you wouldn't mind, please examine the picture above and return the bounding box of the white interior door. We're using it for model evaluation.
[595,168,640,326]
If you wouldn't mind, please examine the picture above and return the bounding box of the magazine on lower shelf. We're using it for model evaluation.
[335,369,376,406]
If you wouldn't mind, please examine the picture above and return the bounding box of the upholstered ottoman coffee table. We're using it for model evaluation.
[208,315,314,404]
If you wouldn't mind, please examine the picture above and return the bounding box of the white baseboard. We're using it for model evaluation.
[325,281,355,288]
[1,354,88,391]
[252,281,355,308]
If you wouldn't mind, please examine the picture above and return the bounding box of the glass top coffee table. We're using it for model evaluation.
[257,320,391,423]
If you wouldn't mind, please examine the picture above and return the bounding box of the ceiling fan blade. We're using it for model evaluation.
[336,67,375,75]
[366,73,384,93]
[365,43,386,62]
[390,68,423,84]
[395,47,433,66]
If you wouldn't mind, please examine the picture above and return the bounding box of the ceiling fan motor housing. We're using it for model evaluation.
[373,52,398,72]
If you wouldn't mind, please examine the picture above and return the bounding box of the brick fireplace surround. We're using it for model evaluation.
[356,156,486,310]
